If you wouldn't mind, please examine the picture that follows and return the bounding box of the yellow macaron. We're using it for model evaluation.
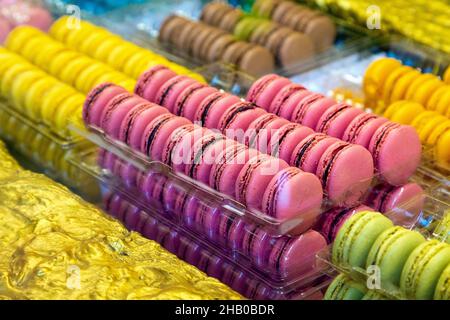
[49,50,84,78]
[75,63,110,94]
[16,34,48,61]
[427,120,450,145]
[443,66,450,84]
[24,77,59,119]
[404,73,436,100]
[427,85,450,111]
[59,56,94,87]
[363,57,402,100]
[435,89,450,116]
[78,30,111,54]
[410,76,444,106]
[381,65,414,104]
[389,69,422,102]
[106,43,141,71]
[435,129,450,171]
[34,42,68,69]
[40,84,78,124]
[383,100,425,125]
[4,26,41,53]
[92,36,124,62]
[0,63,34,97]
[53,94,84,135]
[10,70,47,111]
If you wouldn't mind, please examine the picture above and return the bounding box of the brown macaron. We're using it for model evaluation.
[200,2,234,26]
[303,15,336,52]
[219,8,244,33]
[206,33,237,62]
[159,15,188,43]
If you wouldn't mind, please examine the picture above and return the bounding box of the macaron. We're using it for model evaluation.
[140,113,191,162]
[366,226,425,289]
[274,87,312,120]
[290,94,337,130]
[173,83,215,119]
[83,83,128,127]
[217,101,267,135]
[434,263,450,300]
[400,240,450,299]
[269,123,314,163]
[261,167,323,231]
[194,92,242,129]
[236,153,289,209]
[332,211,394,268]
[246,74,291,110]
[324,274,366,300]
[368,122,421,186]
[268,83,306,115]
[134,65,177,102]
[342,114,389,148]
[244,113,289,151]
[289,133,338,173]
[184,133,233,185]
[364,182,424,227]
[315,103,364,139]
[314,205,373,244]
[316,141,374,206]
[119,103,169,148]
[209,143,260,197]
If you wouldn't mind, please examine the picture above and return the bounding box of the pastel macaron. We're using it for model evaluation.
[400,240,450,300]
[246,74,292,110]
[434,263,450,300]
[134,65,177,102]
[332,211,394,268]
[269,123,314,163]
[324,274,366,300]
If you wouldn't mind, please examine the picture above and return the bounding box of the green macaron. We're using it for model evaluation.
[234,17,262,41]
[434,263,450,300]
[366,226,425,289]
[251,0,277,19]
[361,290,389,300]
[400,240,450,299]
[324,274,366,300]
[332,211,394,269]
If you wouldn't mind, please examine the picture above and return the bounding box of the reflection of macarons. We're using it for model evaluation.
[400,240,450,300]
[363,182,424,227]
[324,274,366,300]
[332,211,393,268]
[366,226,425,288]
[262,167,323,228]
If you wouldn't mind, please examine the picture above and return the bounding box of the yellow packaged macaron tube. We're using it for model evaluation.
[49,16,206,83]
[4,26,135,94]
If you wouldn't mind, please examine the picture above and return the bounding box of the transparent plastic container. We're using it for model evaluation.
[316,194,450,300]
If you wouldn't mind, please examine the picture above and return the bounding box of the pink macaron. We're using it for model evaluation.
[262,167,323,231]
[83,83,128,127]
[277,89,312,120]
[184,133,235,184]
[175,85,219,120]
[316,141,374,206]
[291,95,337,129]
[209,143,260,197]
[290,133,338,173]
[269,123,314,163]
[155,75,198,113]
[140,113,191,161]
[246,74,291,110]
[368,122,421,186]
[268,83,307,115]
[235,153,289,210]
[135,65,177,102]
[245,113,290,152]
[119,103,169,148]
[342,113,389,148]
[218,101,267,137]
[194,92,242,129]
[160,123,199,166]
[315,103,364,139]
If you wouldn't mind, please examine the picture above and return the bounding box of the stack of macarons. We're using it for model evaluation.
[364,57,450,117]
[250,0,336,52]
[103,185,327,282]
[331,210,450,299]
[158,15,274,77]
[247,73,422,186]
[134,65,375,206]
[49,16,204,82]
[383,101,450,171]
[200,2,316,68]
[83,82,325,229]
[5,26,136,94]
[104,192,327,298]
[0,0,53,43]
[0,47,85,137]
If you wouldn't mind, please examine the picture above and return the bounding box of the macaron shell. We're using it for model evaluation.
[152,116,192,162]
[369,123,421,186]
[270,124,314,163]
[343,114,389,148]
[316,104,364,139]
[434,263,450,300]
[278,89,311,120]
[247,75,291,110]
[199,94,242,130]
[298,97,337,130]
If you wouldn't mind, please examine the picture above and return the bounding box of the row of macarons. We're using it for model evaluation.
[330,210,450,300]
[382,100,450,171]
[104,191,326,300]
[364,57,450,117]
[84,82,326,228]
[201,0,336,52]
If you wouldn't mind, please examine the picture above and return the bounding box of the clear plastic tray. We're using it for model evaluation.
[0,100,99,201]
[49,0,374,77]
[316,194,450,300]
